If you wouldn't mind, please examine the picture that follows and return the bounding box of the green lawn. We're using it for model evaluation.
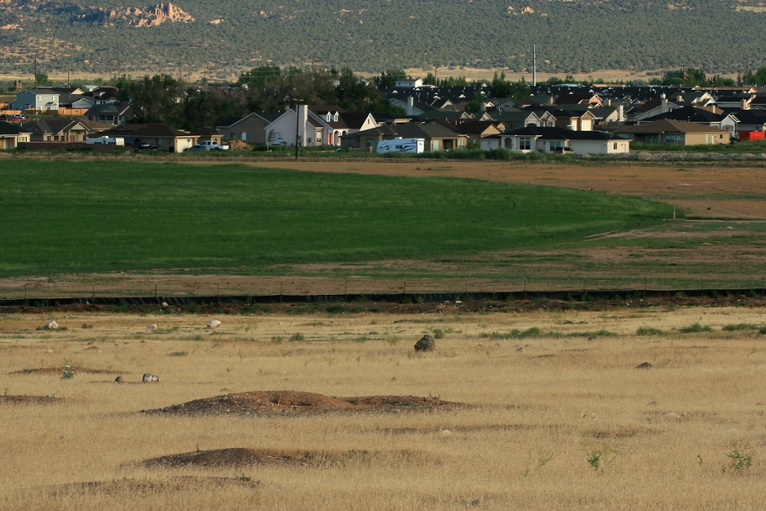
[0,160,673,277]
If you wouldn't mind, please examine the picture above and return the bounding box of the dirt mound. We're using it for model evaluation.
[144,390,463,416]
[42,476,259,498]
[0,395,60,404]
[228,139,250,150]
[144,447,432,468]
[11,366,116,375]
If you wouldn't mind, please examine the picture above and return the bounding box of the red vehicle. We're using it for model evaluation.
[9,114,25,122]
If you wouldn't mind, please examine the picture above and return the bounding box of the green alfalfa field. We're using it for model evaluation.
[0,159,674,278]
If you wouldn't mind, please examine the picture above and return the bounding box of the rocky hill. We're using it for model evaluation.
[1,0,765,79]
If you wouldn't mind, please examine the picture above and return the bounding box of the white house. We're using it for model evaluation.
[499,127,630,155]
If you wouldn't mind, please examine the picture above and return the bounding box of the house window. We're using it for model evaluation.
[549,141,563,151]
[613,142,618,150]
[317,131,322,144]
[333,113,339,122]
[665,134,682,144]
[519,137,531,150]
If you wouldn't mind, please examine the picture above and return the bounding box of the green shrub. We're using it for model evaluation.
[722,323,758,332]
[636,326,664,336]
[679,323,713,333]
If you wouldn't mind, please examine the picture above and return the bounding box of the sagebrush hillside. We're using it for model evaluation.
[1,0,765,77]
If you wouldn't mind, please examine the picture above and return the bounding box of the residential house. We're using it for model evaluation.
[20,118,93,142]
[95,124,199,152]
[641,105,739,134]
[555,92,603,107]
[340,121,468,152]
[628,96,682,121]
[84,103,134,125]
[487,110,543,129]
[217,112,282,144]
[83,86,120,105]
[435,119,505,145]
[0,121,32,149]
[498,127,629,155]
[311,108,378,146]
[10,89,60,112]
[614,119,730,145]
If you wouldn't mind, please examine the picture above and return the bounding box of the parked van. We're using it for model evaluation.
[376,138,425,154]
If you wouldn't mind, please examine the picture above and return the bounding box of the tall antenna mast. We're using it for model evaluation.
[532,45,537,87]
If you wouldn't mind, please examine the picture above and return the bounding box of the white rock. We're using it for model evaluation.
[142,373,160,383]
[207,320,222,329]
[147,324,157,330]
[44,320,59,330]
[161,302,168,308]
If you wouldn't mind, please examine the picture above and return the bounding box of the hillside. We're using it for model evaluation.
[1,0,765,79]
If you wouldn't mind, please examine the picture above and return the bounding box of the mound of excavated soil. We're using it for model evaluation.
[0,395,60,404]
[144,390,463,416]
[41,476,259,498]
[11,366,116,375]
[144,447,431,468]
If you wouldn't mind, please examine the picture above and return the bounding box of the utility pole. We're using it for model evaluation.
[532,45,537,87]
[67,66,70,87]
[34,55,38,88]
[178,57,183,84]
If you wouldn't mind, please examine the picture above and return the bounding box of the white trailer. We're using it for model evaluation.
[86,136,124,146]
[376,138,425,154]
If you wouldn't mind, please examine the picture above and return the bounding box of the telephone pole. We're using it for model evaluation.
[34,55,38,88]
[532,45,537,87]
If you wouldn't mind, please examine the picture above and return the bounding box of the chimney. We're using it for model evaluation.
[297,104,308,147]
[548,96,554,105]
[618,104,624,122]
[742,99,750,111]
[407,96,414,116]
[661,94,668,114]
[708,104,716,113]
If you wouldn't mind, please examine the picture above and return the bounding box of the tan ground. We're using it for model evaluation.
[2,306,765,510]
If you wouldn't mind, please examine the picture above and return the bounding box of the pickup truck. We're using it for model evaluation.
[197,140,229,151]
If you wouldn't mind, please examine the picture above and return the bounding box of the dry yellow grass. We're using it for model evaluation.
[2,306,765,510]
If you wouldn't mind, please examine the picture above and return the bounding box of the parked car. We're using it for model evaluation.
[183,144,208,152]
[9,114,25,122]
[553,146,574,154]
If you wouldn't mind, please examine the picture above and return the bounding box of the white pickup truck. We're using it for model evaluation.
[186,140,230,151]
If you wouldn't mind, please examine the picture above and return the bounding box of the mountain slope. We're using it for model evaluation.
[1,0,765,78]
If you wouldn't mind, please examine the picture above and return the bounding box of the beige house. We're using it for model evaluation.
[20,118,92,142]
[0,121,31,149]
[615,119,730,145]
[97,124,199,152]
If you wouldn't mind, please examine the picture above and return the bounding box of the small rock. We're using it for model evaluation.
[635,362,653,369]
[161,302,168,308]
[147,324,157,330]
[414,335,435,352]
[46,349,53,354]
[515,345,523,352]
[142,373,160,383]
[81,323,92,329]
[114,376,124,383]
[43,320,59,330]
[440,429,452,437]
[207,320,222,329]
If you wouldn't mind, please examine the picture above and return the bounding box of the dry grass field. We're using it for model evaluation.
[2,305,766,510]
